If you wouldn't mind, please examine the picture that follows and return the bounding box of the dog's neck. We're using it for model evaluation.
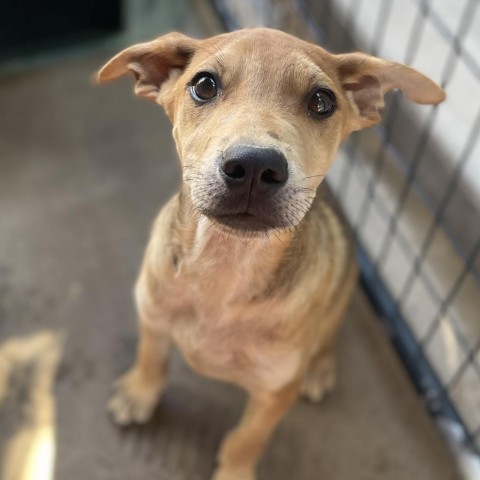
[174,190,298,302]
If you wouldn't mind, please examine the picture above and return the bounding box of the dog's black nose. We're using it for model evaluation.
[221,145,288,193]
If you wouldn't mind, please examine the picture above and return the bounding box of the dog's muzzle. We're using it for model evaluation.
[208,145,289,231]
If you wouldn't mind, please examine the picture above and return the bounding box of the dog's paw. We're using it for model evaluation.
[211,466,255,480]
[300,358,336,403]
[107,369,163,426]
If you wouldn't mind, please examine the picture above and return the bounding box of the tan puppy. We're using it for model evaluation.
[98,28,444,480]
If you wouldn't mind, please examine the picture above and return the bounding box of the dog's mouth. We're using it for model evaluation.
[192,184,312,235]
[211,212,275,233]
[198,196,311,234]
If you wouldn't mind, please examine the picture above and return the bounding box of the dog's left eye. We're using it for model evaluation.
[307,88,336,117]
[190,73,218,103]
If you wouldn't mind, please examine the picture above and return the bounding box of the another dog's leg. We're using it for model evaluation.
[108,323,170,425]
[212,383,299,480]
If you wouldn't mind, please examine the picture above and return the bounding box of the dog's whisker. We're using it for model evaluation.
[301,174,326,180]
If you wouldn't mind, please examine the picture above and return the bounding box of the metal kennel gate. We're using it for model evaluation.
[212,0,480,462]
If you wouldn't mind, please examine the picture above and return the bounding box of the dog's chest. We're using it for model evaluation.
[174,317,301,390]
[164,221,302,390]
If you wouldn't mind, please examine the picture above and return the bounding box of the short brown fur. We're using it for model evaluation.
[98,28,444,480]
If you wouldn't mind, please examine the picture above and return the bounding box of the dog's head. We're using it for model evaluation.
[98,28,444,234]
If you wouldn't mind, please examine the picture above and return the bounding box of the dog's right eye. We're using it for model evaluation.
[190,73,218,103]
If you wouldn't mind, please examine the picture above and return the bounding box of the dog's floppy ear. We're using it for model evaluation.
[334,52,445,130]
[97,32,198,101]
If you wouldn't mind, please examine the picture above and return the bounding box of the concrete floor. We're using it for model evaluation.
[0,5,461,480]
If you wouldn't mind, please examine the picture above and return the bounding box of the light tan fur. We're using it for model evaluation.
[98,28,444,480]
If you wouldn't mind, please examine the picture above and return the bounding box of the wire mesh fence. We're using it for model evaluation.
[213,0,480,459]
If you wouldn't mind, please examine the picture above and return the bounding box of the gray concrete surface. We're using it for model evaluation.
[0,4,461,480]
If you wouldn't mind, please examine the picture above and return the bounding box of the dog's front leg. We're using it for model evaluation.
[213,383,300,480]
[108,322,170,425]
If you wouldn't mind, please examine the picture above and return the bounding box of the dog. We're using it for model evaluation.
[97,28,445,480]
